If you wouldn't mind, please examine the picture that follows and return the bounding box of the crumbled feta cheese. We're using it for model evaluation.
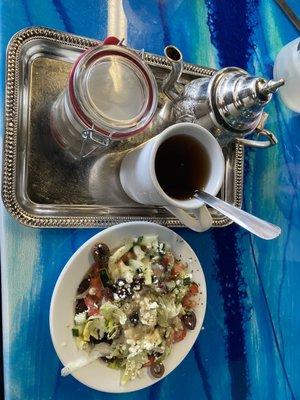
[139,297,158,327]
[74,311,87,325]
[128,343,142,358]
[88,287,97,296]
[149,301,158,309]
[143,329,162,349]
[113,293,120,301]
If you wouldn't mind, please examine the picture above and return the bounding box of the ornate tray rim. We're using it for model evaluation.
[2,26,244,228]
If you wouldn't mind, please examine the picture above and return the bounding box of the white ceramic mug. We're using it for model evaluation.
[120,122,225,232]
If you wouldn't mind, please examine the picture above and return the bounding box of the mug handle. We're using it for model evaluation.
[165,205,213,232]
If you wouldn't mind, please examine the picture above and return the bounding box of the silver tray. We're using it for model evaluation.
[2,27,244,228]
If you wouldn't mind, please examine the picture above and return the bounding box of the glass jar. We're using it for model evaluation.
[50,37,158,159]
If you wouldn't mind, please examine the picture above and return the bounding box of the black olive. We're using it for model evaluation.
[152,351,163,360]
[129,312,139,326]
[100,333,113,344]
[113,279,132,299]
[131,276,144,291]
[181,311,197,330]
[115,286,131,300]
[102,287,114,301]
[93,243,110,267]
[101,356,116,364]
[151,275,159,285]
[89,335,102,345]
[115,278,127,287]
[77,277,91,294]
[75,298,87,314]
[150,363,165,378]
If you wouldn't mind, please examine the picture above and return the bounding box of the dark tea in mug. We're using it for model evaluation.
[155,134,211,200]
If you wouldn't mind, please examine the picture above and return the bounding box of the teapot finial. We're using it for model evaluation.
[258,78,285,97]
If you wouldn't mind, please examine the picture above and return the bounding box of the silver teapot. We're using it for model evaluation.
[160,45,284,148]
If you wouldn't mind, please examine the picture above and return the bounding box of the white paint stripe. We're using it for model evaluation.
[107,0,128,43]
[1,213,40,344]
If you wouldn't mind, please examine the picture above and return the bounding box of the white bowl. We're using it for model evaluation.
[49,222,207,393]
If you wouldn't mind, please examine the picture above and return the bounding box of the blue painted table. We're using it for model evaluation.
[1,1,300,399]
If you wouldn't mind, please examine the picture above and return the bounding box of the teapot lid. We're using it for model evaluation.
[208,67,284,133]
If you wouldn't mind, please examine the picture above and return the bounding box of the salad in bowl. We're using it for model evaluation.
[50,222,206,393]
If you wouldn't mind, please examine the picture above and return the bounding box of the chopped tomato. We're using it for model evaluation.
[102,287,113,301]
[171,261,186,277]
[182,293,196,309]
[84,295,99,316]
[90,276,102,289]
[152,264,164,278]
[161,252,175,268]
[172,328,187,343]
[189,282,199,295]
[90,276,103,301]
[143,355,155,367]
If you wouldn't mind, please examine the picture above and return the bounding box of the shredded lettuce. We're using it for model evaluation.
[140,235,158,250]
[157,294,182,327]
[133,245,145,260]
[100,302,127,325]
[82,317,106,341]
[121,352,148,385]
[109,241,133,265]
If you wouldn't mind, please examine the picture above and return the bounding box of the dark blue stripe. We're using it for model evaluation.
[149,379,162,400]
[52,0,74,33]
[204,0,259,69]
[193,345,213,400]
[204,1,261,397]
[212,225,249,400]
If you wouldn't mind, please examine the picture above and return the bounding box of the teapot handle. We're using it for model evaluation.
[236,129,278,148]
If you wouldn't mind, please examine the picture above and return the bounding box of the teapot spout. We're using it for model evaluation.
[162,45,183,101]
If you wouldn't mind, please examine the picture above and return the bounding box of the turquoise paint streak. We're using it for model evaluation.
[1,215,41,399]
[243,0,300,397]
[238,233,293,399]
[187,231,232,399]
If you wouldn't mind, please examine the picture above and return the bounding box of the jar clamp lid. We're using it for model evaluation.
[68,37,158,156]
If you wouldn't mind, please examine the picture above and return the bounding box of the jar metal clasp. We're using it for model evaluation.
[80,128,113,158]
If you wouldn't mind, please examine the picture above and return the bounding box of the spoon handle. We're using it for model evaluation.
[194,190,281,240]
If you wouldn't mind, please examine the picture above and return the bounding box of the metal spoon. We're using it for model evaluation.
[194,190,281,240]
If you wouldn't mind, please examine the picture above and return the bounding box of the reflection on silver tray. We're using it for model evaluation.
[2,27,244,228]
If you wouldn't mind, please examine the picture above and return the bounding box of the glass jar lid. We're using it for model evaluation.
[69,44,158,139]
